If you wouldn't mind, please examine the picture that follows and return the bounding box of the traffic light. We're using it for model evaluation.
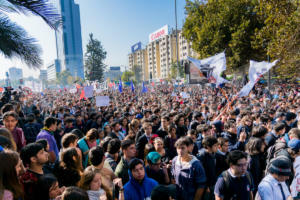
[19,79,23,85]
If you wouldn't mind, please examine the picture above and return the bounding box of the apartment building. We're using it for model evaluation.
[128,26,198,81]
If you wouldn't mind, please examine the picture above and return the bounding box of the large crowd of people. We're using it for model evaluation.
[0,81,299,200]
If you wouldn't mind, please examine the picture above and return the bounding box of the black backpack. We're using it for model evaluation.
[222,170,253,200]
[265,139,287,175]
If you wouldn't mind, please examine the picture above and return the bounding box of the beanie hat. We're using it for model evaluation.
[288,139,300,153]
[268,155,292,176]
[146,151,161,164]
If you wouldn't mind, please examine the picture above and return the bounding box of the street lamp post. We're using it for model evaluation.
[175,0,180,80]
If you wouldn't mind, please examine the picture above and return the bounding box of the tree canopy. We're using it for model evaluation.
[84,33,107,82]
[183,0,299,77]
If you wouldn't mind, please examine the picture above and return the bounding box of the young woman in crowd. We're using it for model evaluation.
[54,147,82,187]
[0,150,24,200]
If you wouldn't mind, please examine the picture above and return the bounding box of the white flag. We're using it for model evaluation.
[187,52,228,86]
[249,60,278,83]
[238,81,256,97]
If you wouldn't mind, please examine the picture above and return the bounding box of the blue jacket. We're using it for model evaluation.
[124,170,158,200]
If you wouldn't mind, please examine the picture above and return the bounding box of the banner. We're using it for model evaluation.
[188,52,228,86]
[238,81,256,97]
[96,96,110,107]
[249,60,278,83]
[238,59,278,97]
[84,86,94,98]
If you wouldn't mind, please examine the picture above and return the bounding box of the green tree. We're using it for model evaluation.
[132,65,142,83]
[183,0,265,71]
[121,71,134,82]
[85,33,107,82]
[57,70,72,86]
[253,0,300,78]
[0,0,60,68]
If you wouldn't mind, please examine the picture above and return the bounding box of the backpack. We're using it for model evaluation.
[222,170,253,199]
[265,139,287,175]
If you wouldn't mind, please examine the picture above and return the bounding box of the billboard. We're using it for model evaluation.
[131,42,142,53]
[149,25,168,43]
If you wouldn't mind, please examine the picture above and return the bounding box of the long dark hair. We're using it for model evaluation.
[36,174,58,200]
[60,147,82,172]
[0,150,23,199]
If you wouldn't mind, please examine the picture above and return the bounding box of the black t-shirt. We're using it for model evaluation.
[214,170,254,200]
[145,166,166,185]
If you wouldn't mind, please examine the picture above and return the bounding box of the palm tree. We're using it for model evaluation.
[0,0,60,68]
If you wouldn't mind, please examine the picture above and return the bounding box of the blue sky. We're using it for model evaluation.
[0,0,187,78]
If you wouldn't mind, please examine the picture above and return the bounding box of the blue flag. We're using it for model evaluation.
[118,79,123,93]
[131,80,135,92]
[142,82,148,93]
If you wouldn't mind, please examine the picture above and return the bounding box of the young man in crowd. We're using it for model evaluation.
[124,158,158,200]
[221,120,247,151]
[109,121,125,141]
[172,136,206,200]
[216,137,229,177]
[257,156,292,200]
[36,117,59,163]
[156,115,170,139]
[61,133,78,150]
[197,136,219,199]
[214,150,254,200]
[265,122,286,148]
[20,143,49,200]
[136,122,153,159]
[104,138,121,171]
[145,151,170,185]
[115,139,137,185]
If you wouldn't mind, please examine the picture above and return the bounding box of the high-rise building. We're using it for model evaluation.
[8,67,23,81]
[128,26,198,81]
[55,0,84,79]
[47,59,61,81]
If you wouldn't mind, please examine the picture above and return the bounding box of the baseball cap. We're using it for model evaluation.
[268,155,292,176]
[146,151,161,164]
[288,139,300,152]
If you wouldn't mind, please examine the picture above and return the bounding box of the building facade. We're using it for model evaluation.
[55,0,84,79]
[8,67,23,81]
[104,66,122,81]
[47,59,61,81]
[128,28,198,81]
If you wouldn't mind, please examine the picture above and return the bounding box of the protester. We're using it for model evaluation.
[123,158,158,200]
[172,136,206,200]
[115,140,136,185]
[145,151,170,184]
[256,156,292,199]
[20,143,49,200]
[0,150,24,200]
[77,128,100,168]
[36,117,59,163]
[214,150,254,200]
[54,147,82,187]
[215,137,229,177]
[2,111,26,151]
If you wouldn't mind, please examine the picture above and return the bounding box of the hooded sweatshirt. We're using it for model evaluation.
[123,170,158,200]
